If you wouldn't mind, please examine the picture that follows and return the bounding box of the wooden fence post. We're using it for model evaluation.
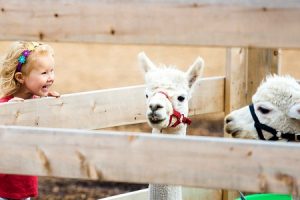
[223,48,280,200]
[246,48,280,103]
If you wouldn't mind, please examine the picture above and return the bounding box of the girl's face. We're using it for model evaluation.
[23,54,55,97]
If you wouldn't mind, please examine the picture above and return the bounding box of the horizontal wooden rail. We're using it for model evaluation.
[0,77,224,129]
[0,125,300,195]
[1,1,300,48]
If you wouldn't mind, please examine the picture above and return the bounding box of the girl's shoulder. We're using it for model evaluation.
[0,95,13,103]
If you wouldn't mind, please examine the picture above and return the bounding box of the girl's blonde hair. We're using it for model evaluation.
[0,41,54,97]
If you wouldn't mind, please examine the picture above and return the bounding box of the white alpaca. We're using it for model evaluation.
[224,75,300,199]
[224,75,300,141]
[138,52,204,200]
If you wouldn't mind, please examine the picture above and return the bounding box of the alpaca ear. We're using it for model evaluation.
[288,103,300,120]
[186,57,204,88]
[138,52,156,73]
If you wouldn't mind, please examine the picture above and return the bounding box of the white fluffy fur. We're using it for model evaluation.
[138,52,204,200]
[225,75,300,140]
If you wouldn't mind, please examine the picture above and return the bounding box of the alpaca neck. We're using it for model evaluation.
[149,184,182,200]
[149,126,186,200]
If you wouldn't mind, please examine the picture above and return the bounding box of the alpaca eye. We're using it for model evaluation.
[177,96,185,102]
[257,106,271,114]
[146,94,148,99]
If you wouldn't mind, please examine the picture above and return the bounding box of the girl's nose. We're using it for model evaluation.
[48,72,55,82]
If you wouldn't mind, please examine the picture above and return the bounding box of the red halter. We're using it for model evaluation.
[157,91,192,128]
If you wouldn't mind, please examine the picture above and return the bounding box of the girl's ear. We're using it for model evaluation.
[14,72,25,84]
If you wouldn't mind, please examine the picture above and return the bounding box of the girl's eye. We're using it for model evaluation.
[41,72,47,75]
[257,106,271,114]
[177,96,185,102]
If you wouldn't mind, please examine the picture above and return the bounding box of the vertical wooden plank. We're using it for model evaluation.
[223,48,280,200]
[225,48,280,113]
[225,48,248,114]
[224,48,248,200]
[246,48,280,103]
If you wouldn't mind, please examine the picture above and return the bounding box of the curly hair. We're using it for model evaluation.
[0,41,54,97]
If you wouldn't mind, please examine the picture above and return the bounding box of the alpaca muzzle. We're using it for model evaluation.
[157,91,192,128]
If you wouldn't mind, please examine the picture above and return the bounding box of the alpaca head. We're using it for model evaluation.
[138,52,204,131]
[224,75,300,140]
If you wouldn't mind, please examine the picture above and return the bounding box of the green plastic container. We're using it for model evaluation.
[235,194,292,200]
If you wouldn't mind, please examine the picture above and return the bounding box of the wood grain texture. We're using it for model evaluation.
[1,0,300,48]
[224,48,280,199]
[225,48,248,114]
[224,48,280,113]
[0,125,299,195]
[0,77,224,129]
[247,48,280,103]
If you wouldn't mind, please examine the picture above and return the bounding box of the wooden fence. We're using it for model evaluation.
[1,1,300,199]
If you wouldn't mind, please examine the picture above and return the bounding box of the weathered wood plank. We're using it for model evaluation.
[247,48,280,102]
[0,77,224,129]
[224,48,280,199]
[1,0,300,48]
[0,125,300,195]
[224,48,248,200]
[225,48,248,114]
[225,48,280,115]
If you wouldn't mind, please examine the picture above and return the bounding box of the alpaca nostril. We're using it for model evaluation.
[149,104,163,112]
[149,105,153,111]
[156,104,163,109]
[225,116,233,124]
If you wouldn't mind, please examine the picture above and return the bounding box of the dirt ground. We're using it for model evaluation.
[0,41,299,199]
[35,178,148,200]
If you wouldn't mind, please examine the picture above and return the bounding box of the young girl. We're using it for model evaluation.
[0,41,59,199]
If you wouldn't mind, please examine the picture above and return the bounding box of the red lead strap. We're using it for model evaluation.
[168,109,192,128]
[157,91,192,128]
